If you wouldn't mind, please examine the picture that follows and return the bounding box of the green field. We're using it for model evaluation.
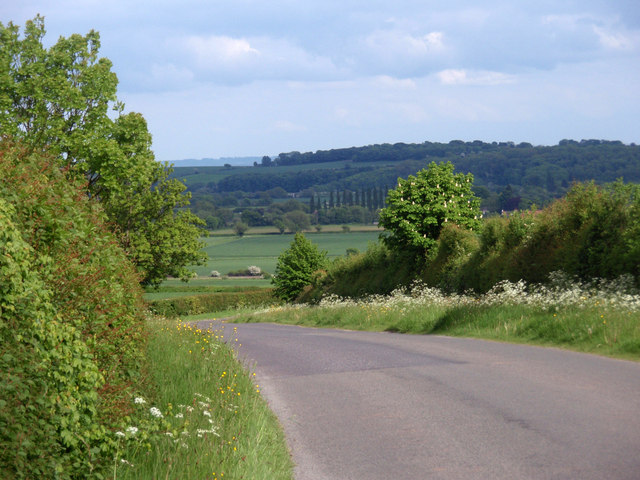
[195,230,381,277]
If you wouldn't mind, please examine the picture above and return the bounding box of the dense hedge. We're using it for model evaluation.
[311,181,640,298]
[0,199,107,477]
[148,289,277,317]
[0,142,148,477]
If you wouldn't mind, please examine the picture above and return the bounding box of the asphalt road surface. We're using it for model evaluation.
[196,321,640,480]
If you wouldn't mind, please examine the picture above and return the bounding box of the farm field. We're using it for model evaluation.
[195,229,382,278]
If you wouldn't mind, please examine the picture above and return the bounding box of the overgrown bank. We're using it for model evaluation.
[304,181,640,300]
[0,142,148,477]
[113,319,293,480]
[237,276,640,360]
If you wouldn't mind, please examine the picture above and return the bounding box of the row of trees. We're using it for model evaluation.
[310,186,388,211]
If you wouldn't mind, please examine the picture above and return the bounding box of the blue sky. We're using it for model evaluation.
[2,0,640,162]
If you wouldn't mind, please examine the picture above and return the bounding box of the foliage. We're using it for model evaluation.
[283,210,311,232]
[0,16,206,286]
[305,241,418,301]
[0,142,152,476]
[421,224,480,291]
[233,220,249,236]
[0,199,108,478]
[239,276,640,359]
[379,161,481,253]
[273,233,327,301]
[309,180,640,298]
[148,289,276,318]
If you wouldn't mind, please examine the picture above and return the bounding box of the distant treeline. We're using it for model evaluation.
[268,139,640,188]
[179,139,640,231]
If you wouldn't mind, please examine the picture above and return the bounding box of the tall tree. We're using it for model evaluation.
[0,16,206,286]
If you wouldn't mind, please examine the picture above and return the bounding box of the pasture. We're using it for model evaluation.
[194,229,382,278]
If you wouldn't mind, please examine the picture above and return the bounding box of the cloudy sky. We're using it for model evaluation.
[2,1,640,162]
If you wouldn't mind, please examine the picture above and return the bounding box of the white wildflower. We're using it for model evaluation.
[134,397,146,405]
[126,426,138,436]
[150,407,163,418]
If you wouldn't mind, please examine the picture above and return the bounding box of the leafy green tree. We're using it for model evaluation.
[0,16,206,286]
[234,220,249,236]
[379,161,481,253]
[284,210,311,232]
[273,233,327,301]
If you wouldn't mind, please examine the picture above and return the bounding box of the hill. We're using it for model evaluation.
[174,139,640,231]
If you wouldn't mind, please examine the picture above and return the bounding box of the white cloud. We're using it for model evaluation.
[363,30,446,57]
[437,69,515,86]
[174,34,341,84]
[593,26,640,50]
[183,35,260,68]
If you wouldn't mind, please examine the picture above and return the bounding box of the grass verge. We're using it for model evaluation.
[232,280,640,361]
[113,318,293,480]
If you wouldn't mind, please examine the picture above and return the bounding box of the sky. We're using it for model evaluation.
[2,1,640,162]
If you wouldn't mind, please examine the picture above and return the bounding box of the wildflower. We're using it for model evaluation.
[134,397,146,405]
[150,407,164,418]
[126,426,139,435]
[115,431,126,438]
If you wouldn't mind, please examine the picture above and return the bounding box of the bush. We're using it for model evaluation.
[302,241,418,300]
[0,199,108,478]
[148,289,277,317]
[422,224,480,291]
[273,233,327,301]
[0,142,148,476]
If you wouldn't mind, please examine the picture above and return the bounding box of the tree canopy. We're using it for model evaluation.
[0,16,206,285]
[379,161,481,253]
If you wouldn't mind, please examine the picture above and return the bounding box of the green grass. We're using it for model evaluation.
[232,297,640,361]
[114,318,293,480]
[193,230,382,279]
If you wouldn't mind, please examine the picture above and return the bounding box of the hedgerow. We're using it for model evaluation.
[148,289,277,317]
[0,141,148,476]
[311,181,640,299]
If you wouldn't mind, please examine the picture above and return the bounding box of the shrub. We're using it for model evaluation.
[273,233,327,301]
[0,199,109,478]
[148,289,276,317]
[0,142,148,476]
[422,224,480,291]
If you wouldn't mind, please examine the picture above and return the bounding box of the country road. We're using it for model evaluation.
[196,321,640,480]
